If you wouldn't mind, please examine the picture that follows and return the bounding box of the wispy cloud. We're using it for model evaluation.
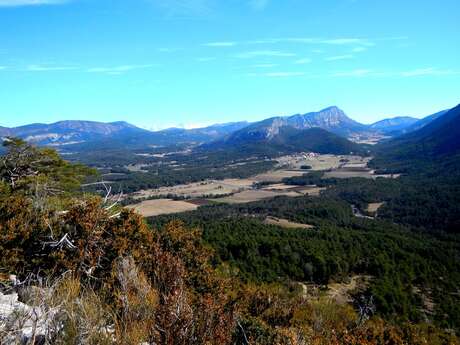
[252,63,278,68]
[320,38,374,46]
[265,72,304,77]
[325,55,354,61]
[236,50,296,59]
[87,64,154,75]
[331,69,374,77]
[330,67,459,78]
[0,0,69,7]
[196,57,216,62]
[294,58,312,64]
[0,66,6,70]
[249,0,269,10]
[26,64,77,71]
[401,67,458,77]
[204,41,237,47]
[352,47,367,53]
[249,71,305,78]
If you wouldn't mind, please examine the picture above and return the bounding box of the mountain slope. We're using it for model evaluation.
[370,116,418,135]
[376,104,460,161]
[286,106,369,136]
[231,106,369,140]
[404,109,449,133]
[0,126,10,136]
[2,120,149,146]
[204,126,366,157]
[0,120,250,149]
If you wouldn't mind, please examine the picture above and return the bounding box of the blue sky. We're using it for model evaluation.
[0,0,459,129]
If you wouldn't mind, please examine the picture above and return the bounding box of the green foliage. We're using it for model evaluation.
[0,137,95,197]
[149,195,460,331]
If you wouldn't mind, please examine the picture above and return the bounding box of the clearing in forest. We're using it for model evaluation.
[127,199,198,217]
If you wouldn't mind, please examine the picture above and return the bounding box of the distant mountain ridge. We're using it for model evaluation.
[1,106,452,151]
[0,120,249,148]
[369,116,419,135]
[376,104,460,161]
[0,120,149,146]
[202,124,366,157]
[229,106,370,141]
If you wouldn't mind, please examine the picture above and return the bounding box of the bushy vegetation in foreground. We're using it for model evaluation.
[1,139,458,344]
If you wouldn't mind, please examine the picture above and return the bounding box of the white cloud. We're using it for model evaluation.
[249,0,269,10]
[331,69,373,77]
[401,67,457,77]
[236,50,296,58]
[204,41,237,47]
[320,38,374,46]
[352,47,367,53]
[196,57,216,62]
[252,63,278,68]
[325,55,354,61]
[26,64,77,71]
[294,58,311,64]
[329,67,459,78]
[265,72,304,77]
[0,0,69,7]
[87,64,154,75]
[249,71,305,78]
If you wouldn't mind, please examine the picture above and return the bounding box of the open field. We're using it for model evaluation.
[324,168,400,179]
[214,189,301,204]
[125,154,374,216]
[276,154,370,171]
[293,186,326,196]
[264,216,314,229]
[132,178,255,199]
[127,199,198,217]
[253,170,305,183]
[367,202,384,214]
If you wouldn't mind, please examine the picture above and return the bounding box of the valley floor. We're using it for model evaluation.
[126,153,396,217]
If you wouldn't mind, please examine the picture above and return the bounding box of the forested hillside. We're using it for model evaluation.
[1,140,459,344]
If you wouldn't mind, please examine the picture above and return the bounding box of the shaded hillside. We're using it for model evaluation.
[203,126,367,157]
[375,104,460,162]
[369,116,418,135]
[404,109,449,133]
[223,106,370,141]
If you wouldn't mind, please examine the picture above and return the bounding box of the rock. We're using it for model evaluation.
[0,290,57,345]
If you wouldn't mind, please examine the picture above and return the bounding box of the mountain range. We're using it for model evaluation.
[369,116,419,135]
[0,106,450,151]
[378,104,460,160]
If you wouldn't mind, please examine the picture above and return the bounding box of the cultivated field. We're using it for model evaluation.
[125,154,378,216]
[253,170,305,183]
[214,189,301,204]
[132,178,255,199]
[127,199,198,217]
[293,186,326,196]
[323,169,400,179]
[276,154,370,171]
